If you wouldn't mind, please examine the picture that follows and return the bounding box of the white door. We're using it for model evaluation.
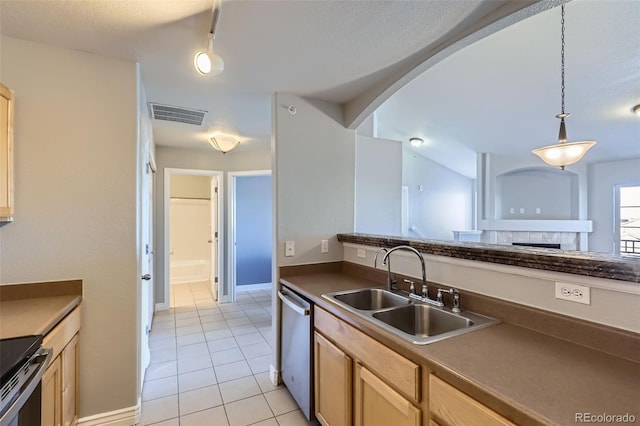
[210,177,220,300]
[139,155,154,390]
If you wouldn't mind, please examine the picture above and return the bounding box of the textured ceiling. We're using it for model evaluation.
[0,0,637,169]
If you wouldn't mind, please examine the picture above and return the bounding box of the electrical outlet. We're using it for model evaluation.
[520,208,525,214]
[285,241,295,257]
[357,248,366,259]
[321,239,329,253]
[509,208,515,214]
[555,282,590,305]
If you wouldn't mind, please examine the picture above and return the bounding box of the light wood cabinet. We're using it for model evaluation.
[41,356,62,426]
[42,307,81,426]
[355,363,421,426]
[314,331,352,426]
[314,307,422,426]
[429,374,515,426]
[61,334,79,426]
[0,82,14,222]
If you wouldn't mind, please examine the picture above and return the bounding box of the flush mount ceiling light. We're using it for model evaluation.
[194,0,224,76]
[409,137,424,147]
[532,5,596,170]
[208,135,239,154]
[633,104,640,116]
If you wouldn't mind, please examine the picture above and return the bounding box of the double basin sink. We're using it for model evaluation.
[323,288,500,345]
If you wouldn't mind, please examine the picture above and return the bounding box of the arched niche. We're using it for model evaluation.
[495,167,579,220]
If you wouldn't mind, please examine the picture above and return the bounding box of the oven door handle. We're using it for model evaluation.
[0,348,52,426]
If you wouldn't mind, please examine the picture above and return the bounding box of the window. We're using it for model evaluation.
[619,186,640,256]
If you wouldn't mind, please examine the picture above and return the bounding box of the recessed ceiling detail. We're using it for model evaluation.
[148,103,207,126]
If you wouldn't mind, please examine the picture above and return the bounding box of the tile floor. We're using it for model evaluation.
[140,282,314,426]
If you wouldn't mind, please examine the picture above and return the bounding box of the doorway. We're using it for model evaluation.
[228,171,273,302]
[164,168,224,307]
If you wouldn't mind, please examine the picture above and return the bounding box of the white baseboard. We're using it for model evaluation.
[269,364,281,386]
[77,399,140,426]
[236,282,271,292]
[155,302,170,312]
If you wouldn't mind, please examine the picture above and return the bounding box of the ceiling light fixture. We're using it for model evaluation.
[532,5,596,170]
[409,137,424,147]
[633,104,640,116]
[208,136,239,154]
[194,0,224,76]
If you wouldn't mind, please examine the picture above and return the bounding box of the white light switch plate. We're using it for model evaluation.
[321,239,329,253]
[555,282,590,305]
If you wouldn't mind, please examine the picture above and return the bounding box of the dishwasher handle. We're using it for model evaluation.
[278,289,310,316]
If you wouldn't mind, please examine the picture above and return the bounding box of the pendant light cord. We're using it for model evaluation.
[560,4,566,115]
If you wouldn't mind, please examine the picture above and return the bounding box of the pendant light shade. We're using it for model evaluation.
[532,140,596,168]
[532,5,596,170]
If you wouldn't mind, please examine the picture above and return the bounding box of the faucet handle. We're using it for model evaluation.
[437,288,453,304]
[422,284,428,298]
[403,279,415,294]
[452,290,461,313]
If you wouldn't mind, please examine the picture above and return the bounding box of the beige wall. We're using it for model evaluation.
[0,36,139,417]
[170,174,211,199]
[274,93,356,267]
[154,145,271,303]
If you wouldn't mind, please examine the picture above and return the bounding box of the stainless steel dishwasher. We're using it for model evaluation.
[278,284,313,420]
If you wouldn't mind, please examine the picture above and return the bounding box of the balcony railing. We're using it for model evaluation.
[620,239,640,254]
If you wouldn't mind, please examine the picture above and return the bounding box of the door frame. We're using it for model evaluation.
[163,168,224,307]
[227,170,272,302]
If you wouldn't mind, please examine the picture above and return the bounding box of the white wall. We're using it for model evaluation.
[169,199,211,283]
[355,135,402,235]
[274,93,356,266]
[588,158,640,253]
[154,145,271,303]
[403,147,474,240]
[0,36,139,418]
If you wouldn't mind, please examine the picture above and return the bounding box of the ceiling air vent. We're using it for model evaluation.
[148,103,207,126]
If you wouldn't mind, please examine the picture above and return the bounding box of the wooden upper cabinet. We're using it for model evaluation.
[0,82,14,221]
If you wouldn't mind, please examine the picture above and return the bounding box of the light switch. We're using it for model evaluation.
[321,239,329,253]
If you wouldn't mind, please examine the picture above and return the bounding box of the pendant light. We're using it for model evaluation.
[194,0,224,76]
[532,5,596,170]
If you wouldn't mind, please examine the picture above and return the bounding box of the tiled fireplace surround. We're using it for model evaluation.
[491,231,578,250]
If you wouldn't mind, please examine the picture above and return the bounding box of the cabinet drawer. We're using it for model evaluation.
[315,307,420,402]
[429,374,514,426]
[43,307,81,361]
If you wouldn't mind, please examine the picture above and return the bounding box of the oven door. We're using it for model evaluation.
[0,348,52,426]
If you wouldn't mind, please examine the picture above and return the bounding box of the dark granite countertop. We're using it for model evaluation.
[281,269,640,426]
[338,233,640,283]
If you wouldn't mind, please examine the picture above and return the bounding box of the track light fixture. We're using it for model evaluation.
[194,0,224,76]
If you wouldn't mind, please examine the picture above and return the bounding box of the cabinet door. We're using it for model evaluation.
[42,356,62,426]
[355,363,421,426]
[314,332,352,426]
[0,83,14,220]
[62,335,79,426]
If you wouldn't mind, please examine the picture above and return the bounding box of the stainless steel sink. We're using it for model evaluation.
[332,288,411,310]
[373,304,472,337]
[323,287,500,345]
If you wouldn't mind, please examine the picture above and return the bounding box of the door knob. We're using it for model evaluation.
[142,274,152,281]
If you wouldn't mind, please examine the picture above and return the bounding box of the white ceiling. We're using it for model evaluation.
[0,0,638,170]
[375,0,640,177]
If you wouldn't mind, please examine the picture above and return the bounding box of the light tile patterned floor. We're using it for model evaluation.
[140,282,315,426]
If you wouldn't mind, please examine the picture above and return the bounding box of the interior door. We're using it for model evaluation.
[139,156,154,389]
[210,177,220,301]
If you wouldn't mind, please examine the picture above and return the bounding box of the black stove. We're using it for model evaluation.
[0,335,50,426]
[0,336,43,386]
